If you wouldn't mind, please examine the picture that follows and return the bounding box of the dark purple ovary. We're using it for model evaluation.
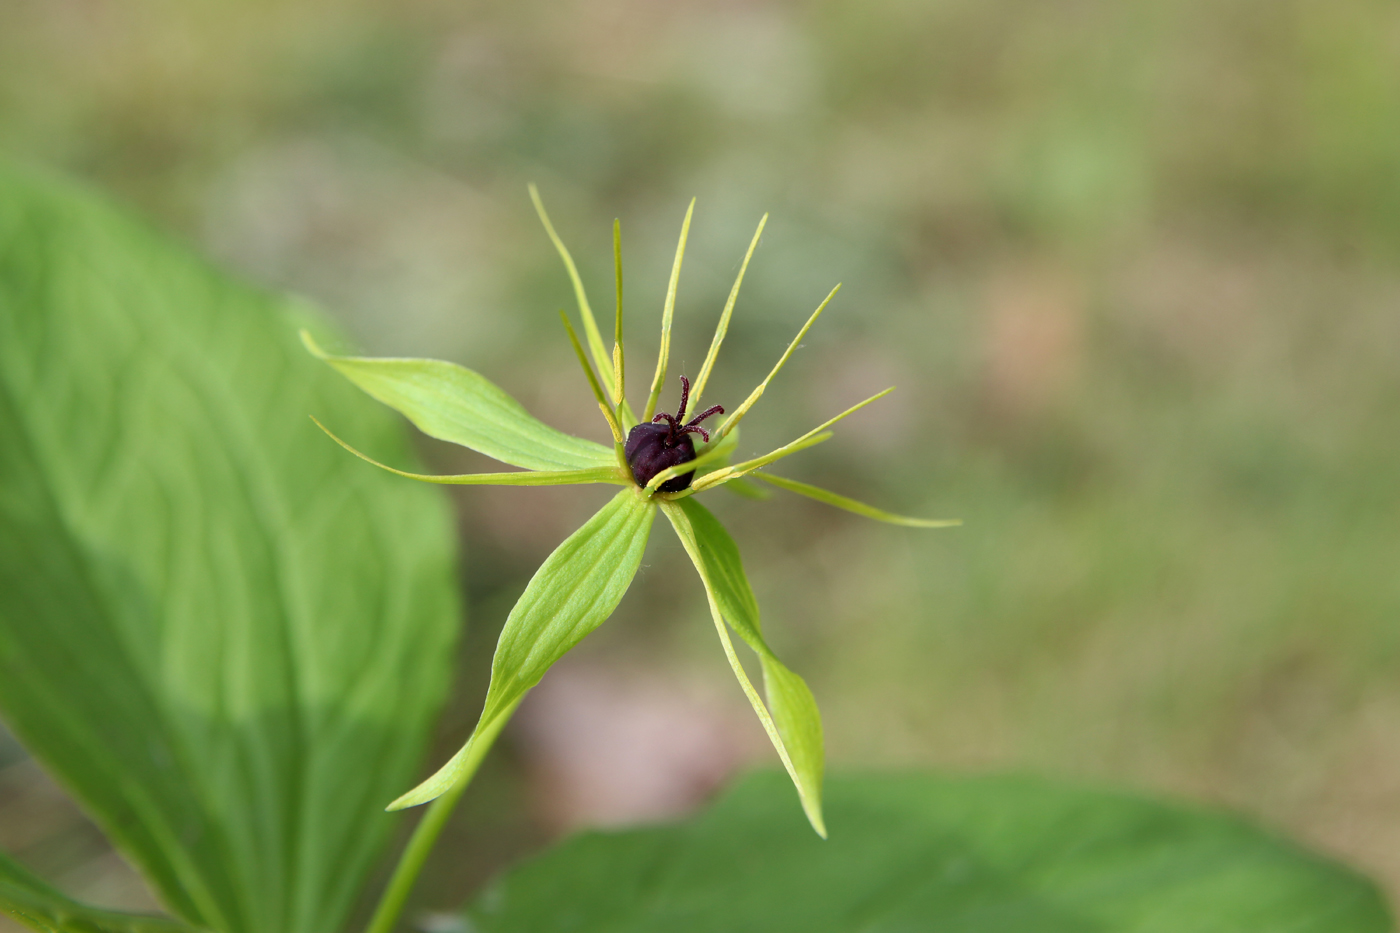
[625,375,724,492]
[626,423,698,491]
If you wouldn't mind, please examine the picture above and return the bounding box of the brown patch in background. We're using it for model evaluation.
[981,262,1085,418]
[511,659,764,833]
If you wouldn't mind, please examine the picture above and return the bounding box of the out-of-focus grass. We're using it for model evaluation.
[3,0,1399,921]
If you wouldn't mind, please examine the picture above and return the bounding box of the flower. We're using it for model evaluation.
[302,187,958,837]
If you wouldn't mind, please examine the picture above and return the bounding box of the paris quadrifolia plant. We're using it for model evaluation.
[301,187,959,933]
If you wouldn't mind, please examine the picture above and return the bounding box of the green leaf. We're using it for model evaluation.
[467,772,1393,933]
[0,165,459,933]
[302,331,615,472]
[0,851,195,933]
[752,473,962,527]
[391,488,655,809]
[659,499,825,836]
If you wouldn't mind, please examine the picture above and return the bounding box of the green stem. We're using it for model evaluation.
[364,786,464,933]
[364,706,517,933]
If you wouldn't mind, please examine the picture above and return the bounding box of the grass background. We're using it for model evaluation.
[2,0,1399,922]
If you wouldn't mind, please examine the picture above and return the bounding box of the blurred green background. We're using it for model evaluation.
[2,0,1399,922]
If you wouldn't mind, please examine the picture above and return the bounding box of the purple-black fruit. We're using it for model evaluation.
[625,375,723,492]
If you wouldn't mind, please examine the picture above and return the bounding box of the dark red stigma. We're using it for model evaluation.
[625,375,724,492]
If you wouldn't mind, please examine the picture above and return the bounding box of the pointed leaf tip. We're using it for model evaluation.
[660,499,826,836]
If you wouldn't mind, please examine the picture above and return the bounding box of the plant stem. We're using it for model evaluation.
[364,708,516,933]
[363,783,467,933]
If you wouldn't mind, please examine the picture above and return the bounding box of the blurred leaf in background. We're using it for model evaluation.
[0,165,460,932]
[1,0,1398,913]
[467,772,1392,932]
[1,851,194,933]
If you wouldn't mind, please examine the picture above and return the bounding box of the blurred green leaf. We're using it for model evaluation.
[391,487,654,809]
[0,165,460,933]
[660,499,825,836]
[303,331,615,471]
[0,851,195,933]
[467,772,1393,932]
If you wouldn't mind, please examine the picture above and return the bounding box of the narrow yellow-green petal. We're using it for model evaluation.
[559,310,624,442]
[642,198,696,423]
[529,184,616,394]
[751,474,962,527]
[715,283,840,442]
[691,214,767,409]
[695,387,893,493]
[612,218,626,413]
[686,432,832,495]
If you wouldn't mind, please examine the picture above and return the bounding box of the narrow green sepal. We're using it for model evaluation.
[310,417,626,486]
[301,329,613,471]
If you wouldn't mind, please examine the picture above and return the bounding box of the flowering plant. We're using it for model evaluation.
[303,189,956,928]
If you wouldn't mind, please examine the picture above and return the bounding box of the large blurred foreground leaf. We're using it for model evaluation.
[0,852,195,933]
[468,772,1392,933]
[0,165,460,933]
